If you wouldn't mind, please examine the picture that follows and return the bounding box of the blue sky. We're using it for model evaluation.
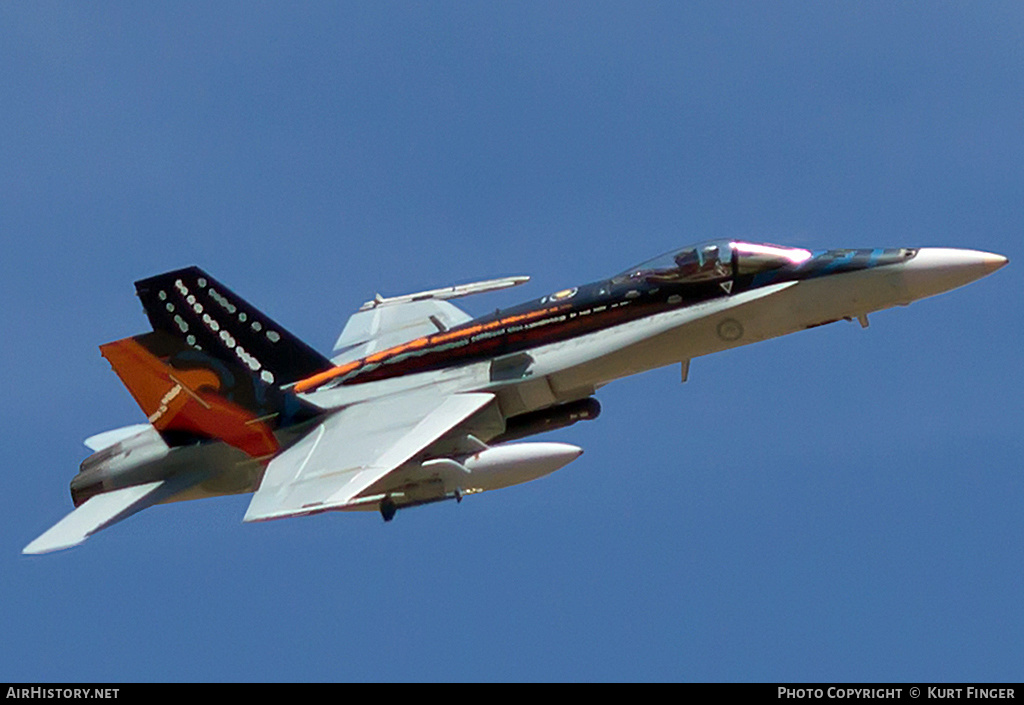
[2,2,1021,682]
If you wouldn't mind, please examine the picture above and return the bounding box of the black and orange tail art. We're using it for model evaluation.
[133,266,333,387]
[100,331,319,459]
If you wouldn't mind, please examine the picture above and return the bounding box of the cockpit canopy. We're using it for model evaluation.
[614,240,812,284]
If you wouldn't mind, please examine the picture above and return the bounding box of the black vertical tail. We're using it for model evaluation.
[134,266,333,387]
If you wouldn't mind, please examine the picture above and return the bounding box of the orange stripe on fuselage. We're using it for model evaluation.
[293,306,564,393]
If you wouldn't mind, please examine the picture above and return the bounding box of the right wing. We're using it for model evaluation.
[243,391,495,522]
[332,300,474,365]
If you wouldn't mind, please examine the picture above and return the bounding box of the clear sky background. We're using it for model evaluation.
[2,2,1021,682]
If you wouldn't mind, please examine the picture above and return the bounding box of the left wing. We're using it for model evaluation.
[243,391,494,522]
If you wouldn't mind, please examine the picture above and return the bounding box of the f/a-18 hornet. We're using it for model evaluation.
[24,241,1007,553]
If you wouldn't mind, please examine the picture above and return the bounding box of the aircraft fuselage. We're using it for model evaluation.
[297,244,919,391]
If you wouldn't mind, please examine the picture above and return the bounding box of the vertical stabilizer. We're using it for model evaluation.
[99,332,321,457]
[134,266,333,387]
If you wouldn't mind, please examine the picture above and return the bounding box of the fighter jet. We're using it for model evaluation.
[23,242,1007,553]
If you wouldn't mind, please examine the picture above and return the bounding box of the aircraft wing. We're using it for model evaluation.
[332,299,474,365]
[243,391,494,522]
[330,276,529,365]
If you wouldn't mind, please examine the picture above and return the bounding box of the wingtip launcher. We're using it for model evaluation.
[358,275,530,311]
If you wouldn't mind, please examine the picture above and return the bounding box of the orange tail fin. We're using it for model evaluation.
[100,336,280,459]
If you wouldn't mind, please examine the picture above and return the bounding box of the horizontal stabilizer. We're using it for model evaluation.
[83,424,154,452]
[25,482,162,555]
[24,467,213,555]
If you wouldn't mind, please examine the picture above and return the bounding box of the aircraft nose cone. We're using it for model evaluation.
[902,248,1008,302]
